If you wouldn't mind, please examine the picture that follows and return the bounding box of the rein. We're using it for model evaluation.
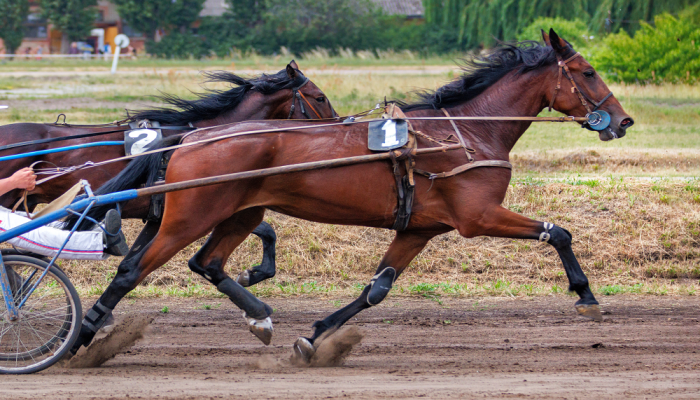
[31,113,586,186]
[287,78,322,120]
[0,123,194,153]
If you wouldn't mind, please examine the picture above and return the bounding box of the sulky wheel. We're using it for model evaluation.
[0,255,82,374]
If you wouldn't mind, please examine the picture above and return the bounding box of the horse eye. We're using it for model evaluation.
[583,70,595,78]
[316,96,325,103]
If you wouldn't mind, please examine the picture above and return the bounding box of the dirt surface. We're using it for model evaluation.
[3,295,700,399]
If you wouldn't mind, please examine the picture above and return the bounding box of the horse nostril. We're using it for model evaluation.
[620,118,634,128]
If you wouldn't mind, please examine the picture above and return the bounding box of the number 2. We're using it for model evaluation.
[128,129,157,155]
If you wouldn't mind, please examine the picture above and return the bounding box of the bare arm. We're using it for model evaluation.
[0,168,36,197]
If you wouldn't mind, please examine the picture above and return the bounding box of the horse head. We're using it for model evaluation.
[542,28,634,141]
[283,60,338,120]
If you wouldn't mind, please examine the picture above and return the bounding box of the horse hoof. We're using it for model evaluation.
[244,313,273,345]
[293,337,315,365]
[576,304,603,322]
[236,270,250,287]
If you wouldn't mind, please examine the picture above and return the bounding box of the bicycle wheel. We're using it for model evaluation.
[0,255,82,374]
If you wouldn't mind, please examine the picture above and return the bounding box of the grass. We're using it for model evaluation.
[74,280,689,299]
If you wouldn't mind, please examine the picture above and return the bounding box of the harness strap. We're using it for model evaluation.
[414,160,512,180]
[441,108,474,162]
[297,91,322,119]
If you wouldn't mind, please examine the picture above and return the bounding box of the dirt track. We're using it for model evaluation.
[3,295,700,399]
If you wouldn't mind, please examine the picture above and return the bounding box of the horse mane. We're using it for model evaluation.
[128,68,308,125]
[399,41,562,112]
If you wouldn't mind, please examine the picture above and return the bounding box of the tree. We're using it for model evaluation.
[592,13,700,83]
[112,0,205,41]
[423,0,695,50]
[0,0,29,55]
[41,0,97,52]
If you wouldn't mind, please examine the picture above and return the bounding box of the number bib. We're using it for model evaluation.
[124,124,163,156]
[367,119,408,151]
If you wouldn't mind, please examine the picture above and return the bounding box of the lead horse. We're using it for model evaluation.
[71,30,634,359]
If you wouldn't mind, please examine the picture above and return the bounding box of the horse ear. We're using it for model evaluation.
[289,59,299,70]
[549,28,568,53]
[286,63,298,79]
[541,29,551,46]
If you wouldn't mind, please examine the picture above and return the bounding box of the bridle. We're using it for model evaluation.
[287,77,322,119]
[549,52,614,133]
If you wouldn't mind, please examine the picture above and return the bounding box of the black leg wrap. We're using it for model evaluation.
[217,277,272,319]
[71,300,113,354]
[367,267,396,306]
[245,221,277,286]
[82,300,113,334]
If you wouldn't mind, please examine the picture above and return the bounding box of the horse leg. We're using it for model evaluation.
[187,208,274,344]
[71,210,273,352]
[467,205,600,320]
[236,221,277,287]
[293,231,434,362]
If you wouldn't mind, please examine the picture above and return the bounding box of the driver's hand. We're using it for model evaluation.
[10,168,36,191]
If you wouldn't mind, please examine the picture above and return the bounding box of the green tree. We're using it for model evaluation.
[592,13,700,83]
[0,0,29,55]
[41,0,97,52]
[518,17,591,49]
[260,0,383,53]
[423,0,694,50]
[112,0,205,41]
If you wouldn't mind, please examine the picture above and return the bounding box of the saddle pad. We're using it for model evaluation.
[367,119,408,151]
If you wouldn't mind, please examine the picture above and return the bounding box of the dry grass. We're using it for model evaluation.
[50,179,699,298]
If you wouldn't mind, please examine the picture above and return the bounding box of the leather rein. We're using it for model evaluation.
[287,77,322,120]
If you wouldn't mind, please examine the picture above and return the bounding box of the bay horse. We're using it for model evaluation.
[71,30,634,358]
[2,61,337,285]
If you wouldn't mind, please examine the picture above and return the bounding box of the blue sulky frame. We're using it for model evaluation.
[0,184,138,319]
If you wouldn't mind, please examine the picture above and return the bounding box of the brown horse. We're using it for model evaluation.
[3,61,337,285]
[71,30,634,358]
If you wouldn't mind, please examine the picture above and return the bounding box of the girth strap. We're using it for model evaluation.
[389,148,415,231]
[414,159,513,180]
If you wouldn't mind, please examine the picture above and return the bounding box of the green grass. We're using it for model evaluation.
[77,280,695,299]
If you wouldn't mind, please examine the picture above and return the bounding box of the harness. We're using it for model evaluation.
[549,52,614,134]
[381,104,512,231]
[287,78,322,120]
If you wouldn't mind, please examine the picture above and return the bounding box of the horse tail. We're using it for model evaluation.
[65,135,182,230]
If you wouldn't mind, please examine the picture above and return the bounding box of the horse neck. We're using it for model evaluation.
[411,69,550,159]
[190,91,288,129]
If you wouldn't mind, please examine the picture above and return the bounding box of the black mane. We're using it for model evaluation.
[399,41,560,112]
[128,68,307,125]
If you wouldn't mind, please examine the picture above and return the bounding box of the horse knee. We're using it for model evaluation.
[188,255,226,285]
[366,267,396,306]
[252,221,277,244]
[539,223,572,249]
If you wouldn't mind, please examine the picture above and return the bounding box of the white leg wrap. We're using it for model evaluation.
[539,222,554,243]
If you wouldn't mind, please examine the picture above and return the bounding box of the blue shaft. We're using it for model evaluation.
[0,141,124,162]
[0,189,138,244]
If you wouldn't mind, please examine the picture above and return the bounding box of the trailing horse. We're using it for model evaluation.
[71,30,633,359]
[2,61,337,286]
